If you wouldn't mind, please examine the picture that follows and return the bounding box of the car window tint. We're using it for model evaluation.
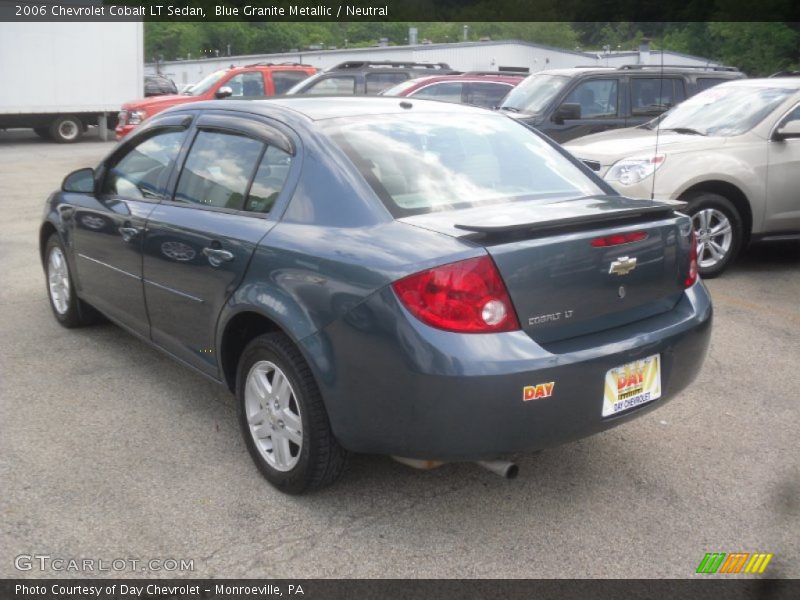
[631,78,682,114]
[226,72,265,97]
[324,113,604,218]
[245,146,292,214]
[102,129,185,199]
[564,79,618,118]
[305,76,356,95]
[365,72,409,94]
[174,131,264,210]
[463,82,513,108]
[272,71,310,94]
[413,82,463,103]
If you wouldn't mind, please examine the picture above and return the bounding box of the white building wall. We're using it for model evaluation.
[147,42,718,87]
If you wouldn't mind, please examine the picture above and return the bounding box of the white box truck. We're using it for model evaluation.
[0,22,143,142]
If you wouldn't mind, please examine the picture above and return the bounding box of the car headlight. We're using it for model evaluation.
[127,110,147,125]
[604,154,665,186]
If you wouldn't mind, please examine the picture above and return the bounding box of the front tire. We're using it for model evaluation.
[236,333,347,494]
[44,234,97,327]
[684,192,743,278]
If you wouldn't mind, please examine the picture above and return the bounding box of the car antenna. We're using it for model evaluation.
[650,47,664,201]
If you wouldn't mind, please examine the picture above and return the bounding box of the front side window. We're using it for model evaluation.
[102,129,185,199]
[323,113,603,218]
[412,82,463,103]
[365,72,409,94]
[226,72,265,97]
[174,131,264,210]
[304,76,357,96]
[272,71,311,95]
[564,79,619,118]
[245,146,292,214]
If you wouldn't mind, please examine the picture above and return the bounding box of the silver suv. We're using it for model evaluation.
[565,78,800,277]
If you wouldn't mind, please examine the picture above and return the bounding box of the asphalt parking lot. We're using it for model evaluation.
[1,130,798,579]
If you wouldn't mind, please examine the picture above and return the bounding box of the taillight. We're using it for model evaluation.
[392,255,520,333]
[685,229,698,287]
[591,231,648,247]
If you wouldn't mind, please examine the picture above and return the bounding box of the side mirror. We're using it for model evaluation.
[215,86,233,99]
[553,102,581,124]
[62,168,95,193]
[773,120,800,141]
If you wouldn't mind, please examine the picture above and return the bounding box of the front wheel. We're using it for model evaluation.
[44,234,98,327]
[684,192,743,278]
[236,333,347,494]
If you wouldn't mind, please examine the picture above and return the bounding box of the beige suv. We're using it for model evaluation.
[564,78,800,277]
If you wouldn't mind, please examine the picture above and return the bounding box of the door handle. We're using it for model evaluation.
[202,247,234,267]
[118,226,141,243]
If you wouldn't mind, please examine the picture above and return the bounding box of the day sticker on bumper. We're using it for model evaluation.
[602,354,661,417]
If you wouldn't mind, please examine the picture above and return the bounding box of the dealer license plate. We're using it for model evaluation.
[602,354,661,417]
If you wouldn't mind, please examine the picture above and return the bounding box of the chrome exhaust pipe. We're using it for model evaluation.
[476,460,519,479]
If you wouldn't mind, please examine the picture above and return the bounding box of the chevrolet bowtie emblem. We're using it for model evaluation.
[609,256,637,276]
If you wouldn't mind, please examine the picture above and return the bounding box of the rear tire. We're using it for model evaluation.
[236,332,347,494]
[44,234,99,327]
[49,115,82,143]
[683,192,743,278]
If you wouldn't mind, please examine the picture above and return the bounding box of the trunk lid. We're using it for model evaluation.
[401,195,692,344]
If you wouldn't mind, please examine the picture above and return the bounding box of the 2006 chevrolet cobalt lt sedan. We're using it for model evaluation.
[40,98,712,493]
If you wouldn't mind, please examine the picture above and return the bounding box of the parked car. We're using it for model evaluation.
[564,78,800,277]
[116,63,316,139]
[500,64,744,143]
[144,74,178,97]
[380,72,524,109]
[41,98,711,493]
[285,61,456,96]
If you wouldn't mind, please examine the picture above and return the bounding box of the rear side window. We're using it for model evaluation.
[323,113,603,218]
[174,131,264,210]
[365,72,409,94]
[305,76,356,95]
[463,82,513,108]
[413,82,463,103]
[631,78,685,114]
[102,128,185,199]
[272,71,311,95]
[696,77,726,92]
[245,146,292,214]
[564,79,619,118]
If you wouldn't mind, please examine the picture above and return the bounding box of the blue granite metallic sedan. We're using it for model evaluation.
[40,98,712,493]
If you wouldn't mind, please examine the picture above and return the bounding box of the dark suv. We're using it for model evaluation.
[500,64,744,143]
[144,75,178,97]
[285,61,456,96]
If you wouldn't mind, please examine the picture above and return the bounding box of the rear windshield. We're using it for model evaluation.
[322,112,603,217]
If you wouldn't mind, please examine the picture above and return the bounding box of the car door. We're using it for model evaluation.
[548,77,623,142]
[765,103,800,233]
[142,112,297,377]
[71,118,190,335]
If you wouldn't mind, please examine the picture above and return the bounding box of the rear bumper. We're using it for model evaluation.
[302,282,712,460]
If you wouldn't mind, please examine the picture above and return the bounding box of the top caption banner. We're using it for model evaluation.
[2,0,800,22]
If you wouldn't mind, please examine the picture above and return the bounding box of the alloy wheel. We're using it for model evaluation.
[48,246,70,315]
[244,360,303,472]
[692,208,733,270]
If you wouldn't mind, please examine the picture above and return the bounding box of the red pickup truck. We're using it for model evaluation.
[116,63,316,139]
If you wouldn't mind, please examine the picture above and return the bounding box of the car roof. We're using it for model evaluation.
[526,66,741,78]
[713,77,800,89]
[179,96,493,122]
[403,73,524,86]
